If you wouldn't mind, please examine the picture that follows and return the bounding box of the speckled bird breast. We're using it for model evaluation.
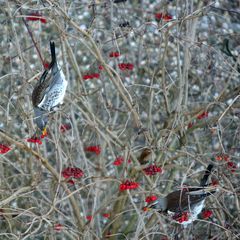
[37,69,68,111]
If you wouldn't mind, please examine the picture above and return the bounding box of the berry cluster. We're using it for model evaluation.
[60,124,72,133]
[202,210,213,219]
[155,13,172,22]
[83,73,100,80]
[85,145,101,155]
[27,129,48,145]
[0,144,11,154]
[118,63,134,71]
[113,156,124,166]
[119,180,139,191]
[27,137,42,145]
[145,195,158,203]
[172,212,189,223]
[197,111,208,120]
[143,164,162,176]
[109,52,120,58]
[62,167,84,179]
[26,13,47,24]
[215,154,237,173]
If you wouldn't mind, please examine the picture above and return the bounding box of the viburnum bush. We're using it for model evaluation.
[0,0,239,239]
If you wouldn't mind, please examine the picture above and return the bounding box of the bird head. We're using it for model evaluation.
[145,197,167,212]
[33,107,49,133]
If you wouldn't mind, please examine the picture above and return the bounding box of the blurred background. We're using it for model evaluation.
[0,0,239,239]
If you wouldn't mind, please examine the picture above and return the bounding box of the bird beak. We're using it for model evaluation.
[147,200,159,209]
[142,200,160,213]
[142,206,151,212]
[42,127,47,136]
[34,127,47,139]
[40,127,48,138]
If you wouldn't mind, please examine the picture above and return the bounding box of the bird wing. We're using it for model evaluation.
[32,41,57,107]
[32,69,52,107]
[41,64,65,94]
[166,190,206,213]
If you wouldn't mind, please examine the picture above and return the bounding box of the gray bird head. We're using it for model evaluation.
[33,107,48,131]
[147,197,167,212]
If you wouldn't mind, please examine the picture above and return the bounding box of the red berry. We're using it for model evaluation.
[202,210,213,219]
[0,144,11,154]
[86,215,93,221]
[113,156,124,166]
[145,195,158,203]
[102,213,110,218]
[85,145,101,155]
[54,223,63,231]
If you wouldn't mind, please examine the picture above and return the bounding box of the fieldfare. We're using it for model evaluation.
[32,41,68,132]
[146,164,216,225]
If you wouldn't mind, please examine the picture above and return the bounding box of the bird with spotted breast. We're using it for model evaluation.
[32,41,68,133]
[145,164,216,225]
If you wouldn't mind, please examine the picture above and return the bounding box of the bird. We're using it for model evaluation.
[32,41,68,132]
[145,164,216,225]
[138,148,152,165]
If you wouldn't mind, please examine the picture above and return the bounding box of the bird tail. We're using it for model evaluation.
[49,41,56,69]
[200,164,214,187]
[187,164,216,197]
[187,185,216,197]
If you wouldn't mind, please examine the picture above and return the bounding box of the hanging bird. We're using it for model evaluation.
[32,41,68,132]
[145,164,216,225]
